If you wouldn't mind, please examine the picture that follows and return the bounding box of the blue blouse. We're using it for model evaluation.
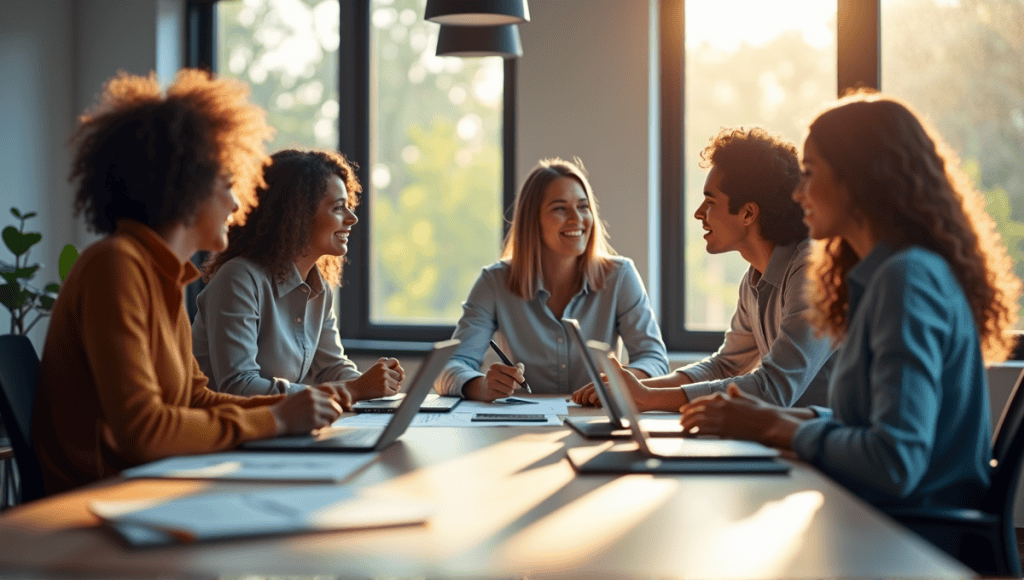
[435,257,669,396]
[792,243,991,509]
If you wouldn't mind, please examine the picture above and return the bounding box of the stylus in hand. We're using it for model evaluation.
[488,340,533,394]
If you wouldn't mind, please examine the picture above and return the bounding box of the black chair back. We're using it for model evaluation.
[980,368,1024,575]
[0,335,44,503]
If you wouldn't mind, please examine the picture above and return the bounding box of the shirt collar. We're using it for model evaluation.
[114,219,200,288]
[756,241,802,289]
[275,263,326,298]
[535,271,591,299]
[846,241,896,313]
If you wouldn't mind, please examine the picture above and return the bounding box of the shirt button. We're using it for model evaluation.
[301,287,308,294]
[296,317,302,323]
[561,364,567,369]
[557,338,563,344]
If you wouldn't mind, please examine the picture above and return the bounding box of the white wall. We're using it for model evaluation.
[517,0,656,286]
[0,0,76,347]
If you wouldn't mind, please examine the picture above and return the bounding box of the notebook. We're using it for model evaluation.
[566,341,787,474]
[560,318,683,439]
[352,393,461,413]
[238,339,460,452]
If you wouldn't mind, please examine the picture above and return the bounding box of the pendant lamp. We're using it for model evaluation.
[425,0,530,26]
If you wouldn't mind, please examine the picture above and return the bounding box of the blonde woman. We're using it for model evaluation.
[436,158,668,401]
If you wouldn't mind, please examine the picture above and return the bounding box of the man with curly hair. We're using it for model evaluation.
[33,70,344,494]
[574,126,835,412]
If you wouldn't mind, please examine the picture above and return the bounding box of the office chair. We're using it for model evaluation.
[0,335,45,505]
[885,368,1024,577]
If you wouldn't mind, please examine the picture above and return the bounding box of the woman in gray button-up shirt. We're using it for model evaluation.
[193,149,403,401]
[436,158,669,400]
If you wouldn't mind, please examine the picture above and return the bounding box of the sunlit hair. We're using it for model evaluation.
[70,69,272,234]
[700,126,806,246]
[203,149,361,287]
[501,158,616,299]
[805,90,1020,361]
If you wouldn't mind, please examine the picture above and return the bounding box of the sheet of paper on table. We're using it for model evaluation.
[121,451,379,482]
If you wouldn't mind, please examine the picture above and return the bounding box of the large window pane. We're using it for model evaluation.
[217,0,340,152]
[369,0,503,325]
[684,0,836,330]
[881,0,1024,324]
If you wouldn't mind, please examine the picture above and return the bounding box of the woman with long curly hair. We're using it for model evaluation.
[435,157,668,401]
[670,90,1020,511]
[192,149,404,402]
[34,71,342,495]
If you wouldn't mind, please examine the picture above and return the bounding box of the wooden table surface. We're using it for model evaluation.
[0,405,972,579]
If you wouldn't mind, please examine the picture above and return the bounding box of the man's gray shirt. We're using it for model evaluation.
[678,239,835,406]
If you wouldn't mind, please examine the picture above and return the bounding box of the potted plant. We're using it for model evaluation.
[0,208,78,335]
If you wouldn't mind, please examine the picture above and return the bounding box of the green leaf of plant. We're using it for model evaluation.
[2,227,41,256]
[59,244,79,282]
[45,283,59,293]
[23,212,36,219]
[0,271,18,284]
[10,208,20,219]
[0,282,19,309]
[38,295,55,310]
[13,265,39,280]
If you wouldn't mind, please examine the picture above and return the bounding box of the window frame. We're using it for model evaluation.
[188,0,518,353]
[658,0,879,351]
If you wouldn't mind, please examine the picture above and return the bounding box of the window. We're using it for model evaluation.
[881,0,1024,324]
[660,0,1024,350]
[192,0,515,349]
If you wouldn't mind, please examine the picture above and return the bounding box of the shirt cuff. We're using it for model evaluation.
[680,382,717,403]
[274,377,307,395]
[791,417,838,464]
[808,405,833,421]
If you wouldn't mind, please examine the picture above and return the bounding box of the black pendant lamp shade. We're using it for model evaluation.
[435,24,522,58]
[425,0,530,26]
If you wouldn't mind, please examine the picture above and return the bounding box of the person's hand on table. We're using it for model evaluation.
[570,359,663,411]
[464,362,526,402]
[270,386,343,435]
[313,382,353,411]
[679,383,800,449]
[344,357,403,401]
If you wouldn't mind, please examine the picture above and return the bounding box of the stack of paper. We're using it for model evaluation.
[91,487,433,547]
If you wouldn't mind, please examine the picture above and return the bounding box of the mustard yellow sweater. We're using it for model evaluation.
[34,220,282,494]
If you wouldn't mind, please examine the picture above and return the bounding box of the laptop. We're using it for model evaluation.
[239,339,460,452]
[587,340,780,460]
[560,318,683,439]
[352,393,461,413]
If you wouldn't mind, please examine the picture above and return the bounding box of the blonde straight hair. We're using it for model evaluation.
[501,158,616,300]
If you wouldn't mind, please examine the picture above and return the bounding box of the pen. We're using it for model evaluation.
[489,340,533,393]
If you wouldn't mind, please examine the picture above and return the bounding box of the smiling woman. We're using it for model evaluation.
[192,149,406,406]
[435,158,669,401]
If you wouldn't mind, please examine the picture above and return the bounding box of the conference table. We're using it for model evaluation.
[0,403,973,578]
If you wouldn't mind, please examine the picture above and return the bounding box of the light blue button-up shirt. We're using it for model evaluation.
[192,257,360,396]
[792,243,991,509]
[435,256,669,396]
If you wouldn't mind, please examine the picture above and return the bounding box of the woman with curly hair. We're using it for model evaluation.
[435,157,668,401]
[673,90,1020,511]
[192,149,403,401]
[33,70,342,495]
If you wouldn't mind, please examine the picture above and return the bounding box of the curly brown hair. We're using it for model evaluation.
[699,127,806,246]
[70,69,272,234]
[805,90,1020,362]
[203,149,361,287]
